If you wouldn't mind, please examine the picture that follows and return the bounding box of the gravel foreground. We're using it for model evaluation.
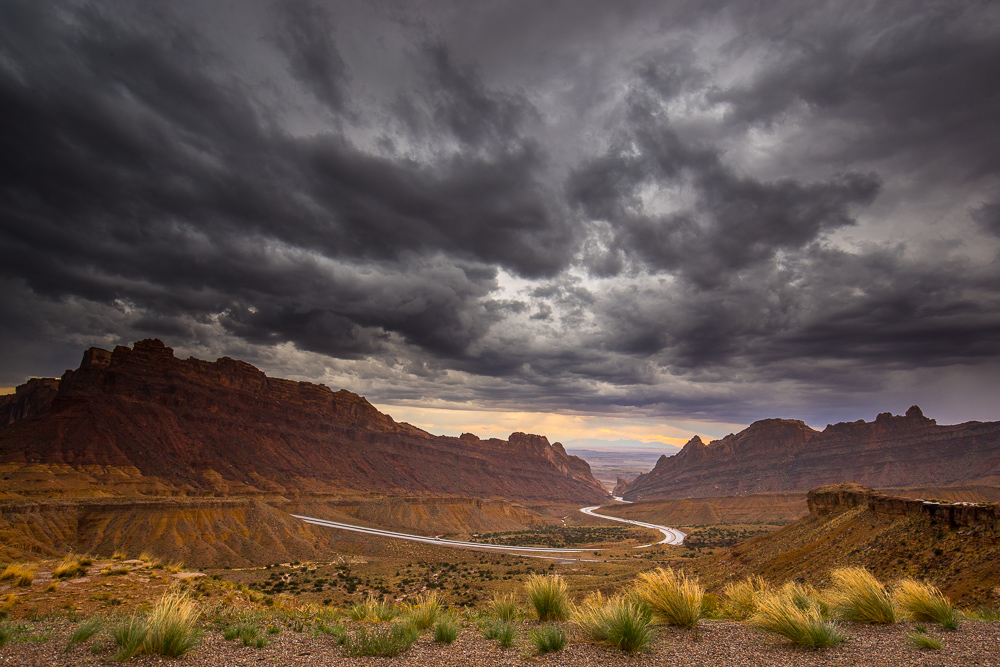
[3,620,1000,667]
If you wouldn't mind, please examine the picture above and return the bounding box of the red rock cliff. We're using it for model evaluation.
[0,340,609,504]
[620,406,1000,500]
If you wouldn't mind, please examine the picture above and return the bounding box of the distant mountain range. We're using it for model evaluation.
[616,407,1000,500]
[0,339,609,504]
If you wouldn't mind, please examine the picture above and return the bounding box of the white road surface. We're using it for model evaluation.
[579,505,686,546]
[292,501,685,555]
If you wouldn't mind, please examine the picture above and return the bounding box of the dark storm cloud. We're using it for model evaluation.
[271,2,349,113]
[568,89,882,285]
[2,0,1000,426]
[0,1,571,374]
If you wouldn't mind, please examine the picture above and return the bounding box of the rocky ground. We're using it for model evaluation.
[2,617,999,666]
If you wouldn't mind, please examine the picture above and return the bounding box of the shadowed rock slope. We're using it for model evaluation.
[696,483,1000,605]
[620,407,1000,500]
[0,339,609,504]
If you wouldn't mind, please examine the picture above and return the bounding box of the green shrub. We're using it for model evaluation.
[112,617,149,661]
[634,567,703,628]
[223,623,261,646]
[530,624,567,654]
[0,623,13,647]
[908,631,942,650]
[482,620,517,647]
[525,574,570,622]
[751,591,844,649]
[434,617,459,644]
[69,618,103,644]
[721,576,771,620]
[342,623,418,657]
[826,567,895,624]
[892,579,957,629]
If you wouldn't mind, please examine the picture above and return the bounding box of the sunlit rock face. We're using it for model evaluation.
[0,339,609,504]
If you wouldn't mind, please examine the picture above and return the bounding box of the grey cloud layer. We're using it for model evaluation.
[1,0,999,426]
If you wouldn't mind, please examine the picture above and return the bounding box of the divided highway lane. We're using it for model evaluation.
[293,503,685,553]
[290,515,592,554]
[579,505,686,546]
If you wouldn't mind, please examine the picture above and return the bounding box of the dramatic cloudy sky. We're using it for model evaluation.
[2,0,999,446]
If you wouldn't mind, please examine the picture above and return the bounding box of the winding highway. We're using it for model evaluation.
[292,502,684,555]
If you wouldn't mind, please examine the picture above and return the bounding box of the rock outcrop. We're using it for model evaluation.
[0,340,609,504]
[0,378,60,426]
[619,406,1000,500]
[807,483,1000,528]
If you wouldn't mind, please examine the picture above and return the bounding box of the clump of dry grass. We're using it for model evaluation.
[633,567,703,628]
[892,579,957,629]
[572,592,654,653]
[112,550,128,561]
[721,576,771,620]
[53,554,90,579]
[101,564,131,576]
[349,595,400,623]
[525,574,571,622]
[138,552,163,569]
[826,567,896,624]
[113,591,201,659]
[486,592,524,622]
[0,562,36,587]
[407,591,442,630]
[751,589,844,649]
[1,593,18,617]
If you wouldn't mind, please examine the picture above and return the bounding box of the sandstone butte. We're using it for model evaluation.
[0,339,610,504]
[619,407,1000,501]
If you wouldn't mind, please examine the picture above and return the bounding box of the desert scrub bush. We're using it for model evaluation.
[407,591,441,630]
[342,623,418,657]
[349,595,399,622]
[434,617,459,644]
[101,565,131,577]
[482,620,518,647]
[525,574,570,621]
[530,624,567,654]
[908,630,942,650]
[0,622,12,647]
[826,567,896,624]
[223,623,263,646]
[1,562,36,587]
[721,575,771,620]
[112,551,128,561]
[486,592,523,622]
[70,618,103,644]
[572,592,653,653]
[55,554,91,578]
[113,592,201,659]
[892,579,957,629]
[751,590,844,649]
[634,567,703,628]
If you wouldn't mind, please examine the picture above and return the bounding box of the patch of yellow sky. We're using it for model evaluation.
[0,387,13,395]
[374,403,746,450]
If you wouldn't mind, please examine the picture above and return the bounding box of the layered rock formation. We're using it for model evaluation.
[619,406,1000,500]
[0,340,609,504]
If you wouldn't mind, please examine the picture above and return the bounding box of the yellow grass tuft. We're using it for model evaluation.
[721,575,771,620]
[892,579,957,628]
[525,574,571,622]
[408,590,442,630]
[112,550,128,561]
[751,589,844,649]
[0,563,36,587]
[633,567,703,628]
[826,567,896,624]
[572,592,654,652]
[486,592,524,622]
[53,554,89,579]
